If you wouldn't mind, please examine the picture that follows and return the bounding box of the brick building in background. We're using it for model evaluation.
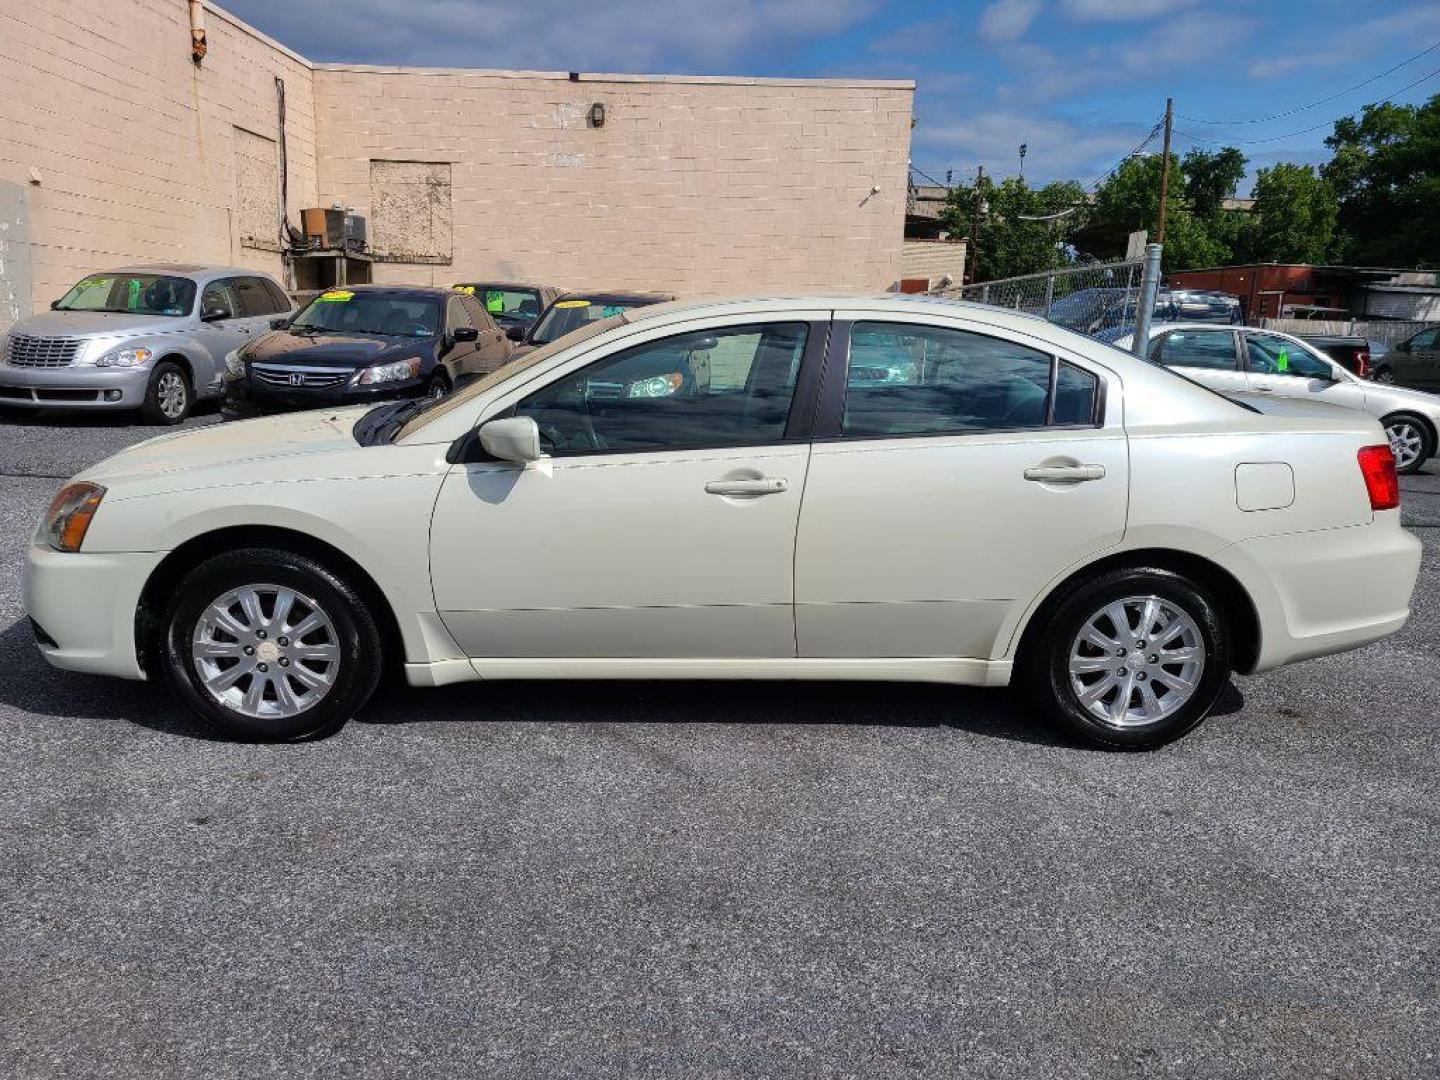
[0,0,914,330]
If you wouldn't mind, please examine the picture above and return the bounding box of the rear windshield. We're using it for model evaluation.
[291,291,440,338]
[55,273,197,317]
[456,285,542,325]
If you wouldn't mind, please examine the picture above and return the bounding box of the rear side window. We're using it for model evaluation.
[264,278,292,312]
[233,276,285,317]
[1150,329,1238,370]
[839,322,1098,437]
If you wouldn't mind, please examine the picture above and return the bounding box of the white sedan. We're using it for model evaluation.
[1112,322,1440,474]
[24,296,1422,748]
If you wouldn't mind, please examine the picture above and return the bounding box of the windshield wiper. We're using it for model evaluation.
[352,398,432,446]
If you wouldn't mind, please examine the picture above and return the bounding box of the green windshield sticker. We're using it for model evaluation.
[485,291,504,313]
[1275,349,1289,372]
[126,279,141,310]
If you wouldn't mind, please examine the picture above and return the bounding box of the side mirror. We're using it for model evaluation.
[478,416,543,463]
[269,316,290,330]
[200,307,229,323]
[49,299,62,310]
[1394,340,1410,353]
[505,324,526,342]
[453,326,480,342]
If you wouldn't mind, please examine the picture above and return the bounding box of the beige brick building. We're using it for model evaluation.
[0,0,913,331]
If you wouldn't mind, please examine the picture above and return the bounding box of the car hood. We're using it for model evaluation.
[79,408,373,491]
[8,310,192,339]
[246,330,429,368]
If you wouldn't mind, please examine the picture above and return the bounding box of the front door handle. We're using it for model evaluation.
[705,477,788,497]
[1251,384,1274,392]
[1023,464,1106,484]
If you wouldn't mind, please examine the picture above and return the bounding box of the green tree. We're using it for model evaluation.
[1089,151,1245,272]
[1182,147,1247,216]
[939,175,1086,281]
[1322,94,1440,267]
[1242,163,1338,263]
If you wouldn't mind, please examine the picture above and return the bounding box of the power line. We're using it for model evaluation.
[1082,119,1163,192]
[1173,63,1440,147]
[1180,39,1440,125]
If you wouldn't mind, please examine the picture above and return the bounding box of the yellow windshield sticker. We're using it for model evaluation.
[452,284,475,295]
[318,290,354,302]
[554,299,591,308]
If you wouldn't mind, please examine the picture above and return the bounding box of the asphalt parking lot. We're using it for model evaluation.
[1,407,1438,1079]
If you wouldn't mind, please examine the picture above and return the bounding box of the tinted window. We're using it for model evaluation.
[1409,329,1439,350]
[200,280,239,320]
[447,296,475,331]
[233,276,283,317]
[531,298,651,345]
[1246,333,1333,378]
[841,322,1057,437]
[515,323,808,455]
[264,278,292,313]
[457,286,542,326]
[290,291,440,338]
[55,273,196,317]
[1053,361,1100,425]
[1151,329,1237,370]
[464,296,498,332]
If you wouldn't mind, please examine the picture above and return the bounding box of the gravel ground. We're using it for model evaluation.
[1,412,1438,1079]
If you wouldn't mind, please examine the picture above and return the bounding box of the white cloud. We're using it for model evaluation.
[221,0,878,70]
[914,110,1149,183]
[1060,0,1199,20]
[978,0,1044,44]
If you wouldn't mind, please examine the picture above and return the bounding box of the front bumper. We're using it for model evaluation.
[23,540,165,680]
[221,371,427,417]
[1215,516,1423,672]
[0,364,151,409]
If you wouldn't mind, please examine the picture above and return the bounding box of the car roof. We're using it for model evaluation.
[109,264,278,282]
[454,280,558,292]
[554,290,676,305]
[625,292,1057,326]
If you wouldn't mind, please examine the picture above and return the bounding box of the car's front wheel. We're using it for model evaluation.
[1023,567,1230,749]
[140,361,192,425]
[1382,414,1432,475]
[158,548,383,741]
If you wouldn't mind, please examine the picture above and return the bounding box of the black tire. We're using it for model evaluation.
[140,360,192,425]
[1020,567,1230,750]
[158,547,383,741]
[1381,413,1433,475]
[424,371,451,400]
[1373,365,1396,384]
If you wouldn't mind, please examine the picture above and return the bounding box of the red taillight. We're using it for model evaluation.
[1356,349,1370,378]
[1358,445,1400,510]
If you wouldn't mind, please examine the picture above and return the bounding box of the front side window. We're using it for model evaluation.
[290,291,440,339]
[1150,329,1238,370]
[840,322,1093,437]
[514,322,808,455]
[1245,333,1333,378]
[447,296,475,332]
[1407,329,1438,351]
[201,280,239,320]
[54,273,197,317]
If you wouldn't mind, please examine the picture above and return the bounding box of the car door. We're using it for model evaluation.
[794,315,1127,660]
[194,278,251,394]
[428,314,827,659]
[464,294,511,375]
[1241,331,1369,410]
[1396,328,1440,388]
[1146,327,1248,395]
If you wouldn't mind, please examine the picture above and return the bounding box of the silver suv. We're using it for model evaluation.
[0,264,293,423]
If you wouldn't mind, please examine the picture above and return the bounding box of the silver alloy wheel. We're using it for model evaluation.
[1385,419,1424,471]
[1068,595,1205,728]
[157,370,188,419]
[191,584,341,719]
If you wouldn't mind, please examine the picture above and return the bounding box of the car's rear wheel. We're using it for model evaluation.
[1022,567,1230,749]
[1382,414,1432,474]
[158,548,382,741]
[140,361,191,425]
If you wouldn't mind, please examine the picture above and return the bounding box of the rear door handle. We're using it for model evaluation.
[1023,464,1106,484]
[705,477,788,496]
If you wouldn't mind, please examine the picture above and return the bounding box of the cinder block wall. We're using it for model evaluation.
[312,68,913,297]
[0,0,318,329]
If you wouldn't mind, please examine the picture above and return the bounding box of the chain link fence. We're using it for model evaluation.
[930,259,1145,337]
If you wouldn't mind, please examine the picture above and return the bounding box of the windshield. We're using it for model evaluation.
[55,273,196,317]
[531,298,648,344]
[290,290,440,338]
[395,314,626,441]
[456,285,541,326]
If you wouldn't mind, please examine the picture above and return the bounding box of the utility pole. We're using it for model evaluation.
[1018,143,1027,181]
[1156,97,1173,244]
[969,164,985,285]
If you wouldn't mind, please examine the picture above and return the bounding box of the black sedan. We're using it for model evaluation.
[221,285,510,418]
[510,290,675,358]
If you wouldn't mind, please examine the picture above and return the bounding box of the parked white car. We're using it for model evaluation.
[1113,323,1440,474]
[24,296,1422,748]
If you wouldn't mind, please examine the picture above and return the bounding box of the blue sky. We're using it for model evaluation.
[224,0,1440,193]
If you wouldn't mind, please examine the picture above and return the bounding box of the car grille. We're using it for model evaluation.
[252,364,353,390]
[6,334,84,368]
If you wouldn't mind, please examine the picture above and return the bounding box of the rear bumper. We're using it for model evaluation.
[0,364,150,409]
[22,541,163,680]
[1215,516,1423,672]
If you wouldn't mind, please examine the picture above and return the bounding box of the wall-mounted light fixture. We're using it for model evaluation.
[589,102,606,128]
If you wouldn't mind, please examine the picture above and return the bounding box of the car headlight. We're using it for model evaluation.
[41,482,106,553]
[224,349,244,376]
[626,372,683,398]
[94,345,153,368]
[353,357,422,385]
